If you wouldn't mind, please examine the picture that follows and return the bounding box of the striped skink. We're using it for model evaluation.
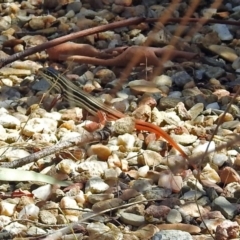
[38,67,188,158]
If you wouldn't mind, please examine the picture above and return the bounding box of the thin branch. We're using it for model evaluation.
[0,126,112,168]
[0,17,145,68]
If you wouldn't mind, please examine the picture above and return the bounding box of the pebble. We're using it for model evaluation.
[181,190,204,201]
[3,222,27,236]
[0,16,11,31]
[212,196,238,219]
[18,204,39,220]
[232,56,240,70]
[170,134,197,145]
[88,193,114,204]
[203,65,225,79]
[85,177,109,193]
[119,212,145,227]
[212,24,233,41]
[138,149,163,166]
[212,153,228,167]
[192,141,216,155]
[39,210,57,225]
[21,118,57,137]
[206,102,220,110]
[113,117,135,135]
[153,230,192,240]
[188,103,204,120]
[87,222,122,239]
[171,71,193,87]
[131,179,152,193]
[207,45,238,62]
[166,209,182,224]
[159,97,182,109]
[158,171,183,193]
[118,133,136,149]
[0,202,16,217]
[59,197,80,216]
[89,144,111,161]
[92,198,123,212]
[66,1,82,13]
[0,114,20,129]
[153,74,173,87]
[215,220,239,240]
[200,163,221,183]
[76,160,108,176]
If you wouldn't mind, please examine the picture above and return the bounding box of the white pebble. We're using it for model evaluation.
[192,141,215,154]
[18,204,39,220]
[212,153,228,167]
[0,201,16,216]
[118,133,136,149]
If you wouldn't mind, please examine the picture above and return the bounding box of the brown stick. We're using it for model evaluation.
[0,17,145,68]
[65,46,198,67]
[147,17,240,26]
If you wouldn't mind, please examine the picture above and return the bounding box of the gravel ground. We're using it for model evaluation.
[0,0,240,239]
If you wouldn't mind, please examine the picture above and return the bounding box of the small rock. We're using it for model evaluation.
[221,120,240,130]
[0,16,11,31]
[0,201,16,217]
[179,202,206,217]
[3,222,27,236]
[200,163,221,183]
[88,194,114,204]
[138,150,163,167]
[119,212,145,226]
[171,71,193,87]
[144,188,171,200]
[206,102,220,110]
[188,103,204,120]
[118,133,136,149]
[208,45,238,62]
[192,141,215,155]
[166,209,182,224]
[0,114,20,128]
[158,97,182,109]
[131,179,152,193]
[232,57,240,70]
[215,220,239,240]
[22,118,57,137]
[114,117,135,134]
[85,177,109,193]
[39,210,57,225]
[59,197,80,216]
[89,144,111,161]
[212,24,233,41]
[32,184,52,201]
[219,167,240,184]
[76,160,108,176]
[87,222,122,239]
[181,190,204,201]
[153,230,192,240]
[212,153,228,167]
[18,204,39,220]
[212,196,237,219]
[158,171,183,193]
[66,1,82,13]
[92,198,123,212]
